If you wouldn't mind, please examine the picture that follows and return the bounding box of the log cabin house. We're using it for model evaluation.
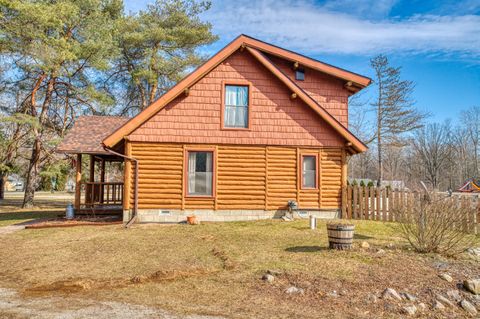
[57,35,370,225]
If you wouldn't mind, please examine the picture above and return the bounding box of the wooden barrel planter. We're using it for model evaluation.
[327,223,355,250]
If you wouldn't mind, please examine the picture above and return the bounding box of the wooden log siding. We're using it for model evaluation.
[127,142,345,211]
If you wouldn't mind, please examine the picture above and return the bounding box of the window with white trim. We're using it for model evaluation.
[224,85,248,128]
[302,155,317,188]
[187,151,213,196]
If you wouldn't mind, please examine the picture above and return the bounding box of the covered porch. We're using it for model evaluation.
[73,153,125,214]
[56,115,131,216]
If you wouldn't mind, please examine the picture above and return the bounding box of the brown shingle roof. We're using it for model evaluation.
[57,115,130,154]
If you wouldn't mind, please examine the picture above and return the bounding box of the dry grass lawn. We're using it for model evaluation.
[0,217,479,318]
[0,191,71,226]
[0,191,73,213]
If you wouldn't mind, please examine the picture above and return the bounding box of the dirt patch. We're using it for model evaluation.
[26,268,218,295]
[211,247,237,270]
[25,215,122,229]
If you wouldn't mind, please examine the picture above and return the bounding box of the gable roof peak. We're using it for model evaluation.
[103,35,369,153]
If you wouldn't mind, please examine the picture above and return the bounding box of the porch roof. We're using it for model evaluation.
[57,115,130,155]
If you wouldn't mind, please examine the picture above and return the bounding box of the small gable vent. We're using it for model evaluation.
[295,68,305,81]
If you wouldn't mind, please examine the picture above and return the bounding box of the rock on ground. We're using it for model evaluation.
[285,286,304,295]
[436,294,454,307]
[467,247,480,257]
[360,241,370,249]
[446,290,462,302]
[401,292,417,302]
[262,274,274,283]
[401,305,417,316]
[438,273,453,283]
[266,269,282,276]
[382,288,402,301]
[464,279,480,295]
[433,300,445,311]
[460,299,478,315]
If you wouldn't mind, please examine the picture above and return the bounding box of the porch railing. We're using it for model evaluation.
[83,182,124,207]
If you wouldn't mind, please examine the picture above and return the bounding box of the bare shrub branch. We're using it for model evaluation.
[394,191,477,256]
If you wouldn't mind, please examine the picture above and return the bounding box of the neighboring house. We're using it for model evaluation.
[5,174,24,192]
[57,35,370,224]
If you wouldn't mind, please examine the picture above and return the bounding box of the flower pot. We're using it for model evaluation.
[187,215,197,225]
[327,223,355,250]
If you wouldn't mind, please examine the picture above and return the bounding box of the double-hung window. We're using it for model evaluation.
[224,85,249,128]
[187,151,213,196]
[302,155,317,189]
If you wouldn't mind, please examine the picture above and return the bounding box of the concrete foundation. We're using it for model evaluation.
[123,209,340,223]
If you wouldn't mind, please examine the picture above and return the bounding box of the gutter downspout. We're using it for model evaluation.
[103,146,138,228]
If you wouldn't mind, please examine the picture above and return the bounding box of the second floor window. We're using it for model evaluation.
[224,85,248,128]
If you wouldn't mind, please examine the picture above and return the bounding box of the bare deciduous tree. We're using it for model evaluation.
[411,122,452,189]
[460,106,480,177]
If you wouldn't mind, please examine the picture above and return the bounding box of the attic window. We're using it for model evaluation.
[295,68,305,81]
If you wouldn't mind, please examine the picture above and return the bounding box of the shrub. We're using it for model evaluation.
[393,192,477,256]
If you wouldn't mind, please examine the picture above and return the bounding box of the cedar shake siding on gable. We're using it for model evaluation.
[267,54,350,126]
[128,50,345,147]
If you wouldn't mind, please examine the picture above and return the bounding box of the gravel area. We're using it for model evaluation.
[0,288,224,319]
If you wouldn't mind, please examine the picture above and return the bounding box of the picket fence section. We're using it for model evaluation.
[341,186,480,234]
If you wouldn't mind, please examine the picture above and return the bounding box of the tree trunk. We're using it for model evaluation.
[22,74,54,208]
[22,137,41,208]
[0,173,5,200]
[376,96,383,187]
[377,134,383,187]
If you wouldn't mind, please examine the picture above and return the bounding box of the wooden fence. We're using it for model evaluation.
[342,186,480,234]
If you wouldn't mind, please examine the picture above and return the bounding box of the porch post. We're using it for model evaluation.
[86,154,95,206]
[100,158,105,203]
[341,148,348,219]
[74,153,82,210]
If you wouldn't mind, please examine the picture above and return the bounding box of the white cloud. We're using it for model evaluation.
[202,0,480,58]
[322,0,399,18]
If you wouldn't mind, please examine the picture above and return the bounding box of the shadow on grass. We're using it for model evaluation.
[0,211,62,226]
[354,233,373,240]
[285,246,328,253]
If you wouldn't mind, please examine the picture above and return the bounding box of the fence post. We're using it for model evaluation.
[475,195,479,235]
[347,185,352,219]
[352,185,358,219]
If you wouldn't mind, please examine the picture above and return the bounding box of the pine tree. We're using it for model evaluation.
[108,0,217,113]
[370,55,426,186]
[0,0,122,207]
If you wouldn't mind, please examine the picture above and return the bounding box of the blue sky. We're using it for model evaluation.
[125,0,480,123]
